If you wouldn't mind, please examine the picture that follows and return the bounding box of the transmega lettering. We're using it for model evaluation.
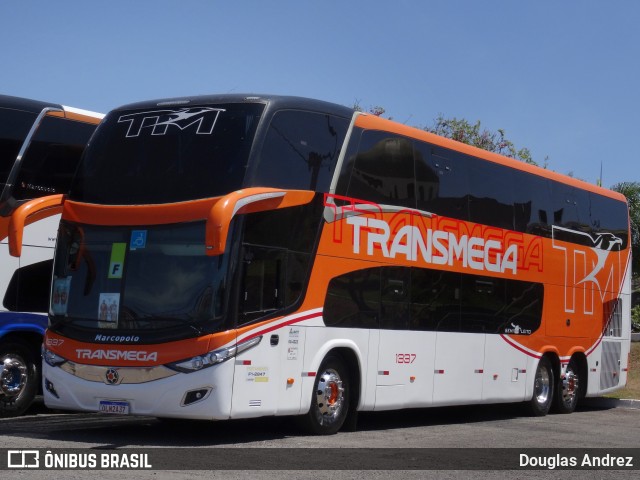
[346,215,519,274]
[323,194,544,275]
[75,349,158,362]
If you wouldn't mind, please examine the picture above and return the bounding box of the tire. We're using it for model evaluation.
[528,356,554,416]
[553,357,580,414]
[0,339,39,418]
[298,354,350,435]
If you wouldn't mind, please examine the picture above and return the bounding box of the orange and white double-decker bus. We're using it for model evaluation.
[10,94,630,433]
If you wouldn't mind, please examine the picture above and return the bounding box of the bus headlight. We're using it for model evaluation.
[166,336,262,373]
[43,348,67,367]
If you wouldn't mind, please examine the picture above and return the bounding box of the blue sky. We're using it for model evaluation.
[1,1,638,188]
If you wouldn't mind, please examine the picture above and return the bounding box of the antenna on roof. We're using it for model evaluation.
[598,161,603,187]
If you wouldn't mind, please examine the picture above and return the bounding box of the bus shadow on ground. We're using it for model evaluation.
[3,400,614,448]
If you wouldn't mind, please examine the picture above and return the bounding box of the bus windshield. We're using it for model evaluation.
[70,103,265,205]
[51,220,230,341]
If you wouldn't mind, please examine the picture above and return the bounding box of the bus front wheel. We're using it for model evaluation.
[299,354,350,435]
[0,339,38,418]
[528,356,554,416]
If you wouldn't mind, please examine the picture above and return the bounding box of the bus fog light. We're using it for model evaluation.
[45,378,59,399]
[182,388,212,406]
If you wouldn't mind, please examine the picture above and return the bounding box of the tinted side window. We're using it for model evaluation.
[334,128,362,197]
[324,268,380,328]
[589,193,629,248]
[253,110,349,192]
[503,281,544,335]
[238,199,323,324]
[467,158,515,230]
[410,268,460,331]
[460,275,506,333]
[12,117,96,201]
[3,259,52,313]
[414,143,469,220]
[512,171,554,236]
[380,267,410,329]
[240,246,286,321]
[551,183,590,232]
[0,109,36,192]
[343,131,416,208]
[413,141,439,211]
[324,266,542,335]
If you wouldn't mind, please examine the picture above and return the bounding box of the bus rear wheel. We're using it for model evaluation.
[553,357,580,414]
[299,354,350,435]
[0,339,38,418]
[528,356,554,416]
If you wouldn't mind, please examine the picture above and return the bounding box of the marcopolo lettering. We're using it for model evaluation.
[76,349,158,362]
[95,334,141,343]
[347,216,518,274]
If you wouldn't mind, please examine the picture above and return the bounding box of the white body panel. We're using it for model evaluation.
[482,335,528,402]
[433,332,485,405]
[45,309,553,419]
[374,330,436,410]
[44,358,235,420]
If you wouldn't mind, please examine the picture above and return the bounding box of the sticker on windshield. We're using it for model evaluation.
[99,293,120,327]
[117,107,225,137]
[52,277,71,315]
[108,243,127,278]
[130,230,147,250]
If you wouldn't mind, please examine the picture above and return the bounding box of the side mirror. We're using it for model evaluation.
[8,194,64,257]
[205,188,314,256]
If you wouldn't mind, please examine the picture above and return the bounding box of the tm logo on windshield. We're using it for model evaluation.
[117,107,225,137]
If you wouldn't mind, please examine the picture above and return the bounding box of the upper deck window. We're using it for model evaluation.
[12,116,96,201]
[250,110,349,192]
[70,103,264,205]
[0,109,37,192]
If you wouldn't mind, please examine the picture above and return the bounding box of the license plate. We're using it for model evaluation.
[99,400,130,415]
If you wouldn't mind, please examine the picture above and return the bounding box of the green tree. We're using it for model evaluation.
[352,102,387,117]
[424,115,539,166]
[611,181,640,279]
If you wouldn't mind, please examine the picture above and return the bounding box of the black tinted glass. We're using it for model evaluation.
[238,199,324,324]
[71,103,264,204]
[415,144,470,219]
[324,266,543,335]
[3,259,52,313]
[551,183,591,232]
[251,110,348,192]
[467,159,515,230]
[589,193,629,248]
[512,172,554,236]
[0,109,36,189]
[12,116,96,201]
[343,131,416,208]
[380,267,410,329]
[324,268,380,328]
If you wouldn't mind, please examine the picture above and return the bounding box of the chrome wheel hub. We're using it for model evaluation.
[561,369,579,406]
[534,365,551,405]
[314,369,344,424]
[1,357,28,398]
